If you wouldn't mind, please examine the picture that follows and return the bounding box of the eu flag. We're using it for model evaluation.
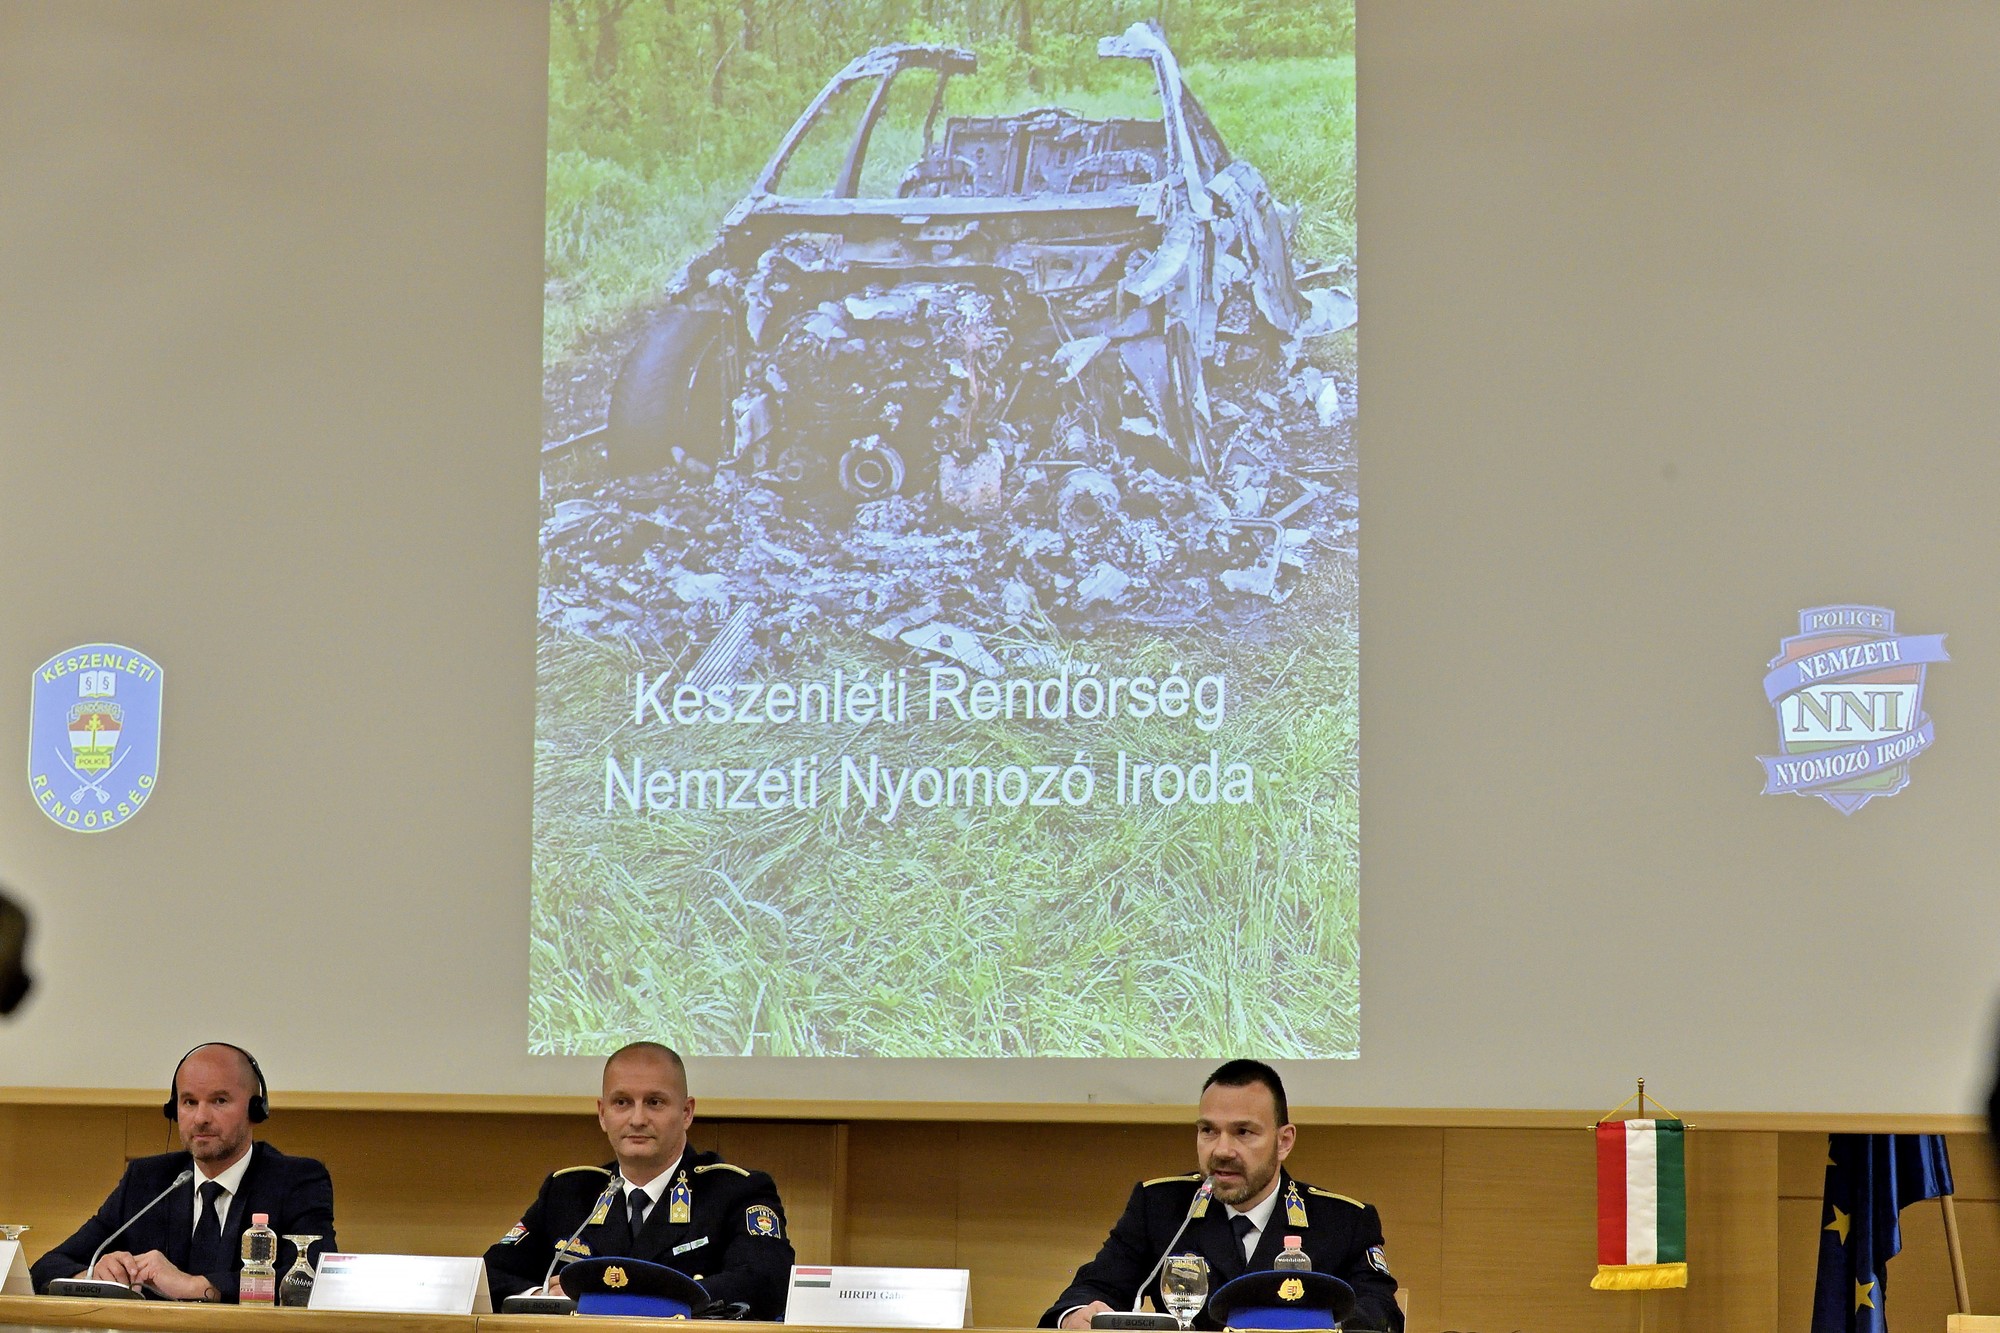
[1810,1134,1953,1333]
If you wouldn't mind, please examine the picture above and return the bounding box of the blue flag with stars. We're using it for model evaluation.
[1810,1134,1952,1333]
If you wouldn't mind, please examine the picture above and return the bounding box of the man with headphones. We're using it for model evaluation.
[31,1043,336,1302]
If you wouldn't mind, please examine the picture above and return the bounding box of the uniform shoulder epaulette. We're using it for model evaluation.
[694,1161,751,1176]
[1142,1173,1203,1187]
[554,1164,613,1177]
[1305,1186,1365,1207]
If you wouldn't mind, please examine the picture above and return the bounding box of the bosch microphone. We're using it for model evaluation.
[499,1175,623,1315]
[47,1169,196,1300]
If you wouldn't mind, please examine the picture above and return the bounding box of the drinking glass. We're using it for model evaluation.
[278,1235,321,1308]
[1160,1253,1209,1330]
[0,1225,26,1242]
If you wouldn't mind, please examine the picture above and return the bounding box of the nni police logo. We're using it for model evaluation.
[28,643,163,833]
[1758,606,1946,814]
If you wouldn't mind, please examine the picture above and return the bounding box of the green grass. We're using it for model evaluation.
[543,53,1357,367]
[529,600,1359,1058]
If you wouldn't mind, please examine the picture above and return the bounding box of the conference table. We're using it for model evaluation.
[0,1297,1011,1333]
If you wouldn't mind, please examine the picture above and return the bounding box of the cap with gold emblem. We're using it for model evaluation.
[563,1257,710,1318]
[1208,1270,1355,1329]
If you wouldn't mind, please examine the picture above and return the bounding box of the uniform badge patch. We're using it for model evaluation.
[28,643,162,833]
[746,1204,783,1238]
[498,1221,528,1245]
[1367,1246,1391,1276]
[1278,1278,1305,1302]
[1284,1181,1309,1228]
[605,1265,628,1289]
[670,1170,692,1224]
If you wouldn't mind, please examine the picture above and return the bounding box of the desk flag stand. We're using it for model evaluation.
[1591,1080,1690,1332]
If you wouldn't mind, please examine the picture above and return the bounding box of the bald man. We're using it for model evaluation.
[484,1042,795,1317]
[32,1043,335,1303]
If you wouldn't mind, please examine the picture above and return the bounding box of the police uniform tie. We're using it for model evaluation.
[188,1181,226,1276]
[1230,1213,1256,1263]
[628,1188,651,1236]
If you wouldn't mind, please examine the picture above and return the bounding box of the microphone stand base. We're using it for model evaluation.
[47,1279,145,1300]
[501,1294,577,1314]
[1091,1315,1179,1330]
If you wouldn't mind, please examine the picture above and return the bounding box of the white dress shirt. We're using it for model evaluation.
[191,1149,254,1236]
[1226,1184,1283,1263]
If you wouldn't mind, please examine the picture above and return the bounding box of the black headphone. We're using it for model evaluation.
[163,1042,269,1124]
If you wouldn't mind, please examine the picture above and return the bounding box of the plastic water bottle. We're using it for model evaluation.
[239,1213,278,1305]
[1274,1235,1311,1273]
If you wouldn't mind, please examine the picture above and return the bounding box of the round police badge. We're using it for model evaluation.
[28,644,162,833]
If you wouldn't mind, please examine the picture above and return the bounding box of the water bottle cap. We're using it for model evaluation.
[253,1213,269,1225]
[1283,1235,1302,1248]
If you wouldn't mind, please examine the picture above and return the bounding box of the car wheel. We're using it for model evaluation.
[606,306,736,478]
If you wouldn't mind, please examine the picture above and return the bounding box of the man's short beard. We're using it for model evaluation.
[1209,1167,1273,1206]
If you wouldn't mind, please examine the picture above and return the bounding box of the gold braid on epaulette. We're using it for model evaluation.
[694,1161,751,1176]
[1141,1173,1203,1187]
[1305,1186,1365,1207]
[553,1165,613,1177]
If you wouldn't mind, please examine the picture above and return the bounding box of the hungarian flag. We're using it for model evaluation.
[1592,1118,1687,1290]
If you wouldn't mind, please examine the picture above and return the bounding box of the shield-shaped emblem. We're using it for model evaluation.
[1758,606,1947,814]
[28,644,163,833]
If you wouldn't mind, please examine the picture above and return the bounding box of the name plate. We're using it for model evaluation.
[785,1265,969,1328]
[0,1241,28,1296]
[308,1253,491,1314]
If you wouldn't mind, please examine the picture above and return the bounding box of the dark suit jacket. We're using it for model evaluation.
[31,1142,336,1303]
[483,1146,795,1318]
[1041,1169,1402,1332]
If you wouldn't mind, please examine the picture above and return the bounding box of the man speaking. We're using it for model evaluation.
[1042,1060,1402,1332]
[31,1043,335,1301]
[484,1041,795,1317]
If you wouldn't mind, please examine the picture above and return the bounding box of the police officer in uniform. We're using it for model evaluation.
[1041,1060,1401,1332]
[483,1041,794,1317]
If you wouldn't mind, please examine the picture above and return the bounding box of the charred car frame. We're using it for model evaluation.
[589,21,1353,503]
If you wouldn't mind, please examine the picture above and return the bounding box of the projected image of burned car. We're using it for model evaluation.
[543,22,1355,648]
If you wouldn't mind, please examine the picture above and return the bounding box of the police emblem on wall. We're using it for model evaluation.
[1758,606,1947,813]
[28,644,163,832]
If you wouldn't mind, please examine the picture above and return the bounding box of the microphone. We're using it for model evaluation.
[1131,1176,1213,1312]
[48,1169,196,1300]
[499,1175,623,1315]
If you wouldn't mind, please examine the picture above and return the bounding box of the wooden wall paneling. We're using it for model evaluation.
[1439,1127,1776,1333]
[697,1120,842,1266]
[1281,1127,1443,1333]
[1674,1130,1777,1333]
[127,1106,171,1159]
[1440,1128,1599,1332]
[844,1122,962,1272]
[272,1109,607,1257]
[0,1105,130,1263]
[954,1123,1185,1329]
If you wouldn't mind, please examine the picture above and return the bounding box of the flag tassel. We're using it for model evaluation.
[1590,1262,1688,1291]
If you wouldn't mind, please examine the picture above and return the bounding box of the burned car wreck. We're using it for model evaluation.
[543,22,1356,657]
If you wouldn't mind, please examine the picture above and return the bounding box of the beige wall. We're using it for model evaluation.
[3,1102,1993,1331]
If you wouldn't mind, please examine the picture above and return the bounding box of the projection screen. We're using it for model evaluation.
[1,0,1996,1116]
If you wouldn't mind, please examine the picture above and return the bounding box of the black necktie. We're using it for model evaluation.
[188,1181,225,1275]
[1230,1213,1256,1261]
[627,1188,650,1236]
